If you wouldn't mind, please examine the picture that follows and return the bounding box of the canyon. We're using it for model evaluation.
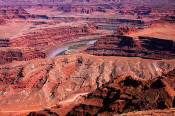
[0,0,174,116]
[0,8,35,20]
[0,47,45,65]
[0,54,175,115]
[10,22,99,51]
[85,19,175,59]
[30,67,175,116]
[85,35,175,59]
[0,54,174,115]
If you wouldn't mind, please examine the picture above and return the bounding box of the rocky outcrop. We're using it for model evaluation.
[159,16,175,23]
[65,69,175,115]
[120,108,175,116]
[0,8,50,20]
[26,68,175,116]
[0,47,45,65]
[1,0,174,6]
[0,39,9,47]
[85,18,144,25]
[0,8,35,19]
[85,35,175,59]
[50,16,144,27]
[0,18,5,24]
[56,4,114,14]
[10,23,98,51]
[114,26,139,35]
[117,5,175,18]
[0,54,175,112]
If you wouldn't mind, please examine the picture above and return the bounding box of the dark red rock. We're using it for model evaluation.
[114,26,139,35]
[25,68,175,116]
[0,8,35,19]
[85,35,175,59]
[0,39,9,47]
[0,47,45,65]
[10,23,98,51]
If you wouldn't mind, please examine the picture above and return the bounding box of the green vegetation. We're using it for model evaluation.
[70,38,99,43]
[68,44,86,50]
[56,50,66,56]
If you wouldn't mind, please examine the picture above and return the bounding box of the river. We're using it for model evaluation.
[47,39,97,57]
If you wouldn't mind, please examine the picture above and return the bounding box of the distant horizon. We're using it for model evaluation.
[0,0,174,6]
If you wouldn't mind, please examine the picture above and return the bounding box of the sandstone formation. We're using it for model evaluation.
[85,18,144,25]
[1,0,174,6]
[120,108,175,116]
[0,8,35,19]
[0,18,5,24]
[118,6,175,18]
[56,5,108,14]
[10,23,98,51]
[24,108,175,116]
[0,1,174,116]
[127,19,175,41]
[26,67,175,116]
[0,39,9,47]
[114,26,139,35]
[85,35,175,59]
[50,16,144,27]
[66,70,175,115]
[0,54,175,112]
[0,47,45,65]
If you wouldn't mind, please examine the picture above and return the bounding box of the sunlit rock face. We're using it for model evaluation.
[25,68,175,116]
[10,23,98,51]
[0,0,174,116]
[0,47,45,65]
[0,54,175,112]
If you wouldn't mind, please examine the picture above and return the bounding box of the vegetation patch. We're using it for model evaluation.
[68,44,87,50]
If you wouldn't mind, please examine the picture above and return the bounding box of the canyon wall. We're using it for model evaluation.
[64,69,175,115]
[0,0,173,6]
[0,54,175,111]
[0,47,45,65]
[84,18,144,25]
[10,23,98,51]
[0,8,35,19]
[0,39,9,47]
[56,4,114,14]
[85,35,175,59]
[114,26,139,35]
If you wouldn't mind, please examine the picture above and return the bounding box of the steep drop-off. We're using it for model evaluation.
[26,68,175,116]
[0,54,175,112]
[114,26,139,35]
[0,47,45,65]
[85,35,175,59]
[0,39,9,47]
[10,23,98,51]
[0,8,35,19]
[66,70,175,115]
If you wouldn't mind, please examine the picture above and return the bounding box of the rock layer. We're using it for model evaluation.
[85,35,175,59]
[0,54,175,111]
[25,68,175,116]
[114,26,139,35]
[64,69,175,115]
[0,47,45,65]
[0,8,34,19]
[10,23,98,51]
[0,39,9,47]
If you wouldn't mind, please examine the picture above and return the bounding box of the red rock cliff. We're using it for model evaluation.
[0,47,45,65]
[85,35,175,59]
[0,54,175,112]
